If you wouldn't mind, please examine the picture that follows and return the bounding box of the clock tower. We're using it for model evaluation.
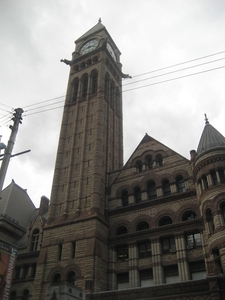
[34,20,126,298]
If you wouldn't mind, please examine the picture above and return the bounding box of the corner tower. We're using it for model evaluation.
[35,21,126,297]
[49,20,124,221]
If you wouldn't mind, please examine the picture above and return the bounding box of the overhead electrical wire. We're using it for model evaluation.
[0,50,224,123]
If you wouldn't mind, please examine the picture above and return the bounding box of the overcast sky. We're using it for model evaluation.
[0,0,225,207]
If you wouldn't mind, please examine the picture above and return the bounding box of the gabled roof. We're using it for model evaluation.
[76,20,105,42]
[197,118,225,156]
[0,180,36,229]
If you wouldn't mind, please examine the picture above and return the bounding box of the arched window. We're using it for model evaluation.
[10,291,17,300]
[156,154,163,167]
[202,175,208,189]
[220,202,225,225]
[110,80,115,107]
[145,155,153,170]
[136,221,149,231]
[182,210,197,221]
[210,170,218,186]
[81,73,88,98]
[72,78,79,102]
[22,289,29,300]
[31,229,39,252]
[116,226,128,235]
[147,181,157,200]
[162,179,171,196]
[67,271,75,285]
[121,190,128,207]
[176,175,185,193]
[104,73,110,99]
[136,161,142,172]
[53,273,61,283]
[90,70,98,94]
[158,216,172,226]
[206,208,214,233]
[134,186,142,203]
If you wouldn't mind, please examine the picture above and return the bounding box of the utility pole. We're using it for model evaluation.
[0,108,23,195]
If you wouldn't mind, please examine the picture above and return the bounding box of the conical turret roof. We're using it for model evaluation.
[197,116,225,156]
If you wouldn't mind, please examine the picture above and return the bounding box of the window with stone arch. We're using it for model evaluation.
[104,72,110,99]
[220,202,225,225]
[136,160,142,172]
[72,77,79,102]
[31,228,40,252]
[121,190,129,207]
[155,154,163,167]
[136,221,149,231]
[206,208,215,234]
[158,216,172,226]
[147,180,157,200]
[53,272,61,283]
[90,69,98,95]
[134,186,142,203]
[66,271,76,285]
[162,179,171,196]
[176,175,185,193]
[22,289,29,300]
[116,225,128,235]
[182,210,197,221]
[145,155,153,170]
[81,73,88,98]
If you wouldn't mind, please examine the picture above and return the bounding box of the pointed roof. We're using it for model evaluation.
[197,115,225,156]
[76,19,105,42]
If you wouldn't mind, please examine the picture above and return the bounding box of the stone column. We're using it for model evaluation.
[151,238,163,284]
[128,242,138,288]
[175,234,190,281]
[109,246,117,290]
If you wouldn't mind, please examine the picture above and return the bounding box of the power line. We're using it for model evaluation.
[123,65,225,93]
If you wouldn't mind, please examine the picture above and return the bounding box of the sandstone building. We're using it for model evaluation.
[2,20,225,299]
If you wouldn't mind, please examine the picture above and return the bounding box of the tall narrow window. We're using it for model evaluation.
[186,232,202,249]
[134,186,142,203]
[145,155,153,170]
[210,170,218,186]
[31,229,39,252]
[121,190,128,207]
[72,78,79,102]
[90,70,98,94]
[156,154,163,167]
[110,80,115,107]
[81,74,88,98]
[147,181,157,200]
[67,271,75,285]
[202,175,208,189]
[162,179,171,196]
[104,73,110,99]
[176,175,185,193]
[220,203,225,225]
[218,168,225,183]
[117,245,129,261]
[206,209,215,233]
[58,244,63,261]
[136,160,142,172]
[71,241,76,258]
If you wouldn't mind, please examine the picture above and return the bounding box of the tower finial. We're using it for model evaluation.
[98,17,102,23]
[204,113,209,124]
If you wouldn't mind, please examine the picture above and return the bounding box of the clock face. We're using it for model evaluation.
[80,39,99,55]
[106,42,116,61]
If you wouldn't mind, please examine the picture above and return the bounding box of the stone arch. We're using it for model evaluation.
[47,266,64,282]
[153,210,174,227]
[176,204,199,222]
[64,264,82,280]
[116,185,131,197]
[110,219,131,237]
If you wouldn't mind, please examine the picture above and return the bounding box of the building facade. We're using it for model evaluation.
[5,21,225,299]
